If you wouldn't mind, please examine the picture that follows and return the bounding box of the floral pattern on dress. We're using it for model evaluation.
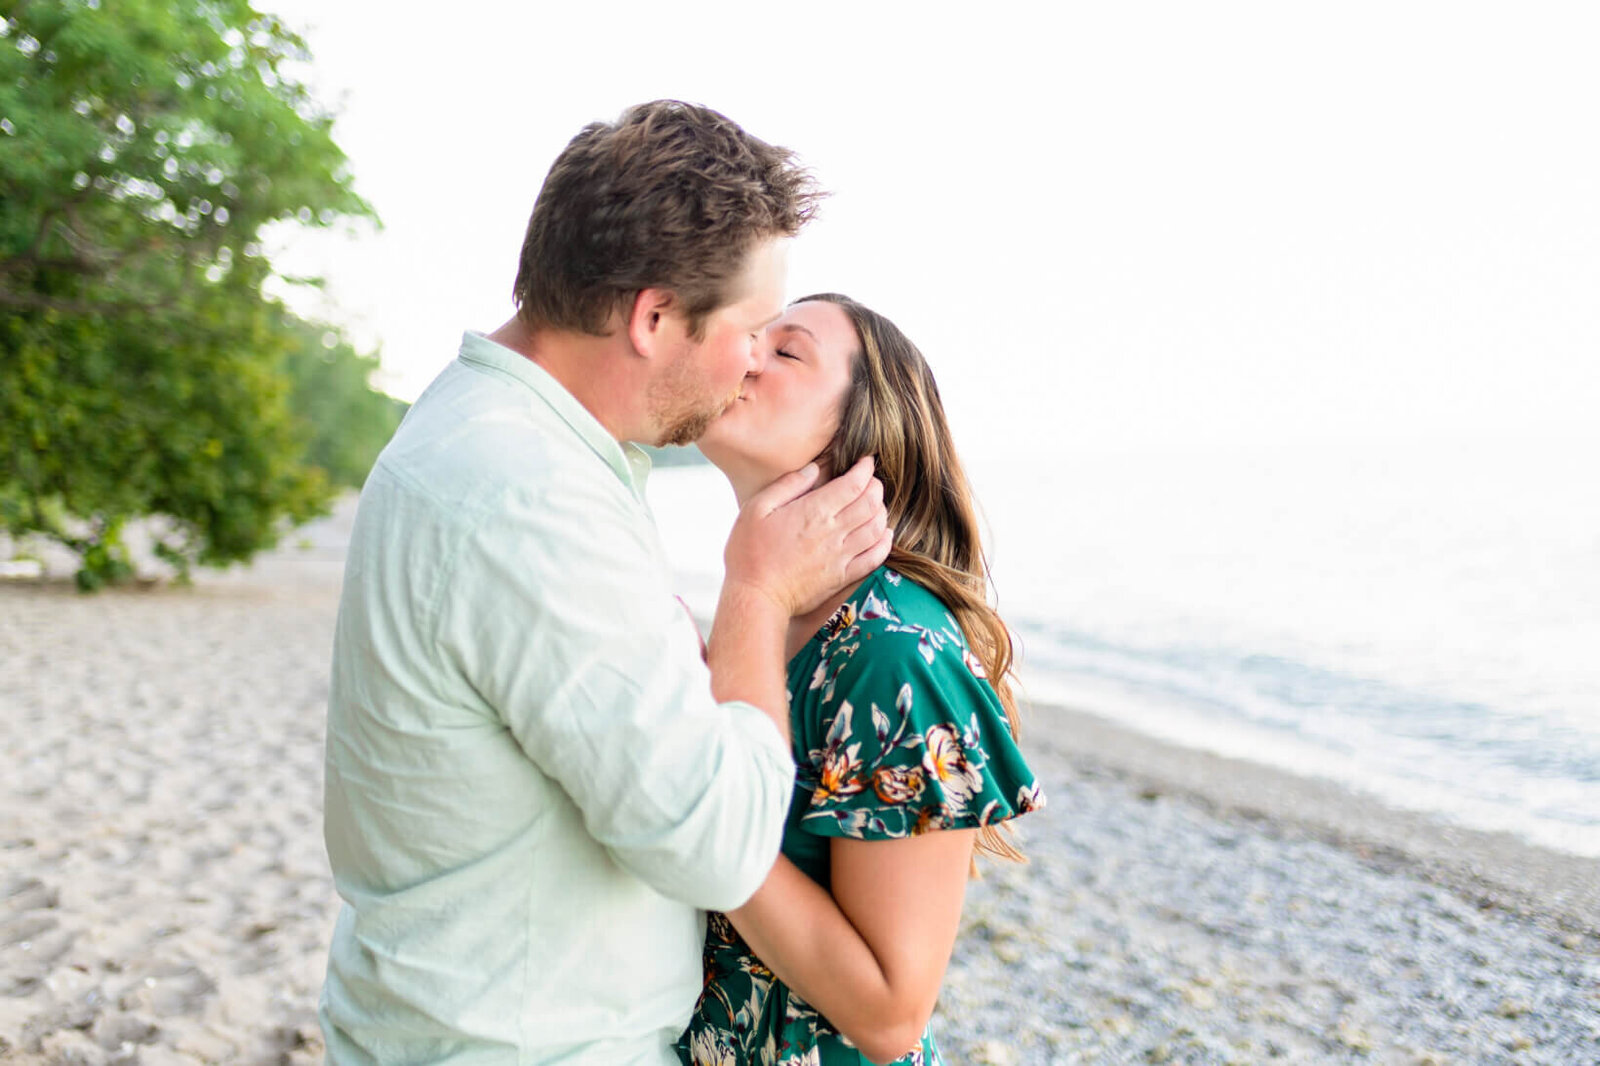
[797,640,1043,842]
[679,567,1044,1066]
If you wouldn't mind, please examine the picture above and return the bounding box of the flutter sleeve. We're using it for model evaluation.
[796,605,1046,842]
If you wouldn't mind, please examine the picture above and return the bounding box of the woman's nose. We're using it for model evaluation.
[746,338,771,376]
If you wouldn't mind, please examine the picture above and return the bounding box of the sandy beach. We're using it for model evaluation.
[2,517,1597,1064]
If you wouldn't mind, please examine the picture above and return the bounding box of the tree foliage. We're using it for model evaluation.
[0,0,389,588]
[280,318,406,491]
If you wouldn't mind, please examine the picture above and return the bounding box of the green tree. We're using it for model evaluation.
[0,0,381,588]
[280,318,406,491]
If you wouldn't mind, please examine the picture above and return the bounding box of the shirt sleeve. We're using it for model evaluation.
[796,615,1046,842]
[435,474,794,912]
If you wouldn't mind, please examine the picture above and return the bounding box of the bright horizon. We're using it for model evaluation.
[264,1,1599,469]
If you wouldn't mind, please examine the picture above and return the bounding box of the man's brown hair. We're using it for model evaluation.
[513,101,823,340]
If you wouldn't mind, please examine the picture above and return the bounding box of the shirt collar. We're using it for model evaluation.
[457,331,653,498]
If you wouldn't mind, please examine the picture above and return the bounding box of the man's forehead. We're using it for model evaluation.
[693,236,788,330]
[739,239,790,320]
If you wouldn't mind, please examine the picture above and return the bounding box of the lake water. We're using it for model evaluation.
[646,436,1600,857]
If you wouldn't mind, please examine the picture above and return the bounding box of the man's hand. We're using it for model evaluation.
[722,456,893,616]
[708,457,892,741]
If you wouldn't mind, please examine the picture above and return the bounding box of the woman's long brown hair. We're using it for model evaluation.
[805,294,1025,864]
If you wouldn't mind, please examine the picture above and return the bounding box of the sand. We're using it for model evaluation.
[0,564,344,1066]
[2,512,1597,1064]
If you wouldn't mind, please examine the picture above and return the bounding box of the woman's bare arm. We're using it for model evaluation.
[726,828,977,1064]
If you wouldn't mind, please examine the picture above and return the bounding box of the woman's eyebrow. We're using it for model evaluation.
[774,323,818,343]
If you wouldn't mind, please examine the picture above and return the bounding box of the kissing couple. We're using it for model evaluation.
[320,100,1044,1066]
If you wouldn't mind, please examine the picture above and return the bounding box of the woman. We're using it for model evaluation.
[681,294,1046,1065]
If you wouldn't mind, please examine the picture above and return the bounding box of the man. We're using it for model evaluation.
[319,101,891,1064]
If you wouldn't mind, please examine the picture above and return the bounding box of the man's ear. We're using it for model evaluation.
[625,288,680,360]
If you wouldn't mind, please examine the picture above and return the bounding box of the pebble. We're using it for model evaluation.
[931,750,1600,1064]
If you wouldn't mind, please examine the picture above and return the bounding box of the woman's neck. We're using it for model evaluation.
[725,467,774,510]
[784,581,859,661]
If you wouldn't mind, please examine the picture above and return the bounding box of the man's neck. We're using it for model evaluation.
[486,315,646,443]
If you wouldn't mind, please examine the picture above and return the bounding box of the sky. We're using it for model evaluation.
[248,2,1600,849]
[262,0,1600,468]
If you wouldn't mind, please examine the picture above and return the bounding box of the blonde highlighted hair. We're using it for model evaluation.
[805,293,1025,865]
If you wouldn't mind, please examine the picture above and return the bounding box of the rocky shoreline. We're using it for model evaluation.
[936,706,1600,1064]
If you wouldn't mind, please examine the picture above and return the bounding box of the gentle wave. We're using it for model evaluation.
[1013,618,1600,856]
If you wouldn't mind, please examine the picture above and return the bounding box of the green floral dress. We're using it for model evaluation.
[678,567,1046,1066]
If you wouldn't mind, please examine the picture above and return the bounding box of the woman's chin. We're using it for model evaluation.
[693,435,735,471]
[697,429,768,472]
[695,446,783,495]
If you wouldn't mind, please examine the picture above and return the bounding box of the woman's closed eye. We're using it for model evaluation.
[776,347,801,361]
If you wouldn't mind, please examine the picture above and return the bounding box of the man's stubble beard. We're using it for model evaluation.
[656,406,717,448]
[648,349,743,448]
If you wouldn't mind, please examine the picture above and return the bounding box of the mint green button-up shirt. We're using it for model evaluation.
[320,332,794,1065]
